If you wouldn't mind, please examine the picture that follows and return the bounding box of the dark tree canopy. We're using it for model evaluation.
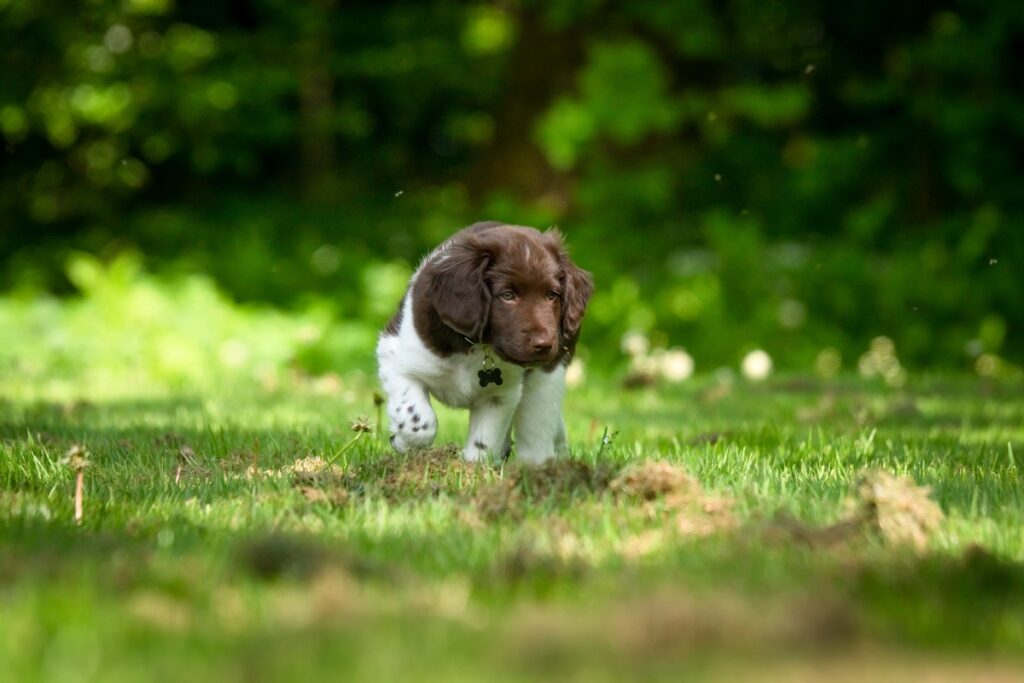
[2,0,1021,369]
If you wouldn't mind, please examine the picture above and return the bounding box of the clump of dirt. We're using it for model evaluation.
[610,460,736,538]
[355,445,496,501]
[845,469,944,550]
[517,459,616,497]
[606,458,737,540]
[286,449,737,545]
[609,460,700,503]
[476,459,735,539]
[287,455,350,507]
[289,445,499,507]
[476,459,616,520]
[765,468,944,551]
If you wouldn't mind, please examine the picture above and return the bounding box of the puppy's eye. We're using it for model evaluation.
[546,290,560,301]
[499,290,516,301]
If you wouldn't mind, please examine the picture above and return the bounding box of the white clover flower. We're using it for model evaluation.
[620,331,650,358]
[658,348,694,382]
[565,358,586,388]
[741,349,773,381]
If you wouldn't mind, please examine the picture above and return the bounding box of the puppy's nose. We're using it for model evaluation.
[530,337,555,355]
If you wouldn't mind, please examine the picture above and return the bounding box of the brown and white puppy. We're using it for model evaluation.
[376,221,593,463]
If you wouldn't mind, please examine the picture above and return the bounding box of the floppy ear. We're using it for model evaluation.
[426,239,492,340]
[549,230,594,340]
[561,261,594,340]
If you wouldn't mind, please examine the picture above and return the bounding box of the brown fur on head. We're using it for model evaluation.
[423,224,593,366]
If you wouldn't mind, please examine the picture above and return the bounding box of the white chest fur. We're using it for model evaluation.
[418,344,524,408]
[376,291,525,409]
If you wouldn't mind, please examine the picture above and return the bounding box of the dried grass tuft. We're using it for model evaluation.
[476,459,615,520]
[845,469,944,551]
[765,468,944,551]
[611,460,735,538]
[609,460,701,503]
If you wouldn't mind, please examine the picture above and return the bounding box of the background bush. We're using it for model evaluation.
[2,0,1022,375]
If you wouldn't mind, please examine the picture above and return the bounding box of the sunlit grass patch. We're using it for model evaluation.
[1,372,1023,680]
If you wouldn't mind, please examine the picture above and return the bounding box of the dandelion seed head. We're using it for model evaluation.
[350,417,373,433]
[621,331,650,358]
[658,348,694,383]
[741,349,773,381]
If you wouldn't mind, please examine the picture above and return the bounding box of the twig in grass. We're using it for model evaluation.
[175,445,196,486]
[595,427,618,460]
[62,444,91,525]
[373,392,385,440]
[326,417,373,466]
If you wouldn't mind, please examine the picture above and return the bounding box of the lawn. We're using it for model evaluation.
[2,371,1023,682]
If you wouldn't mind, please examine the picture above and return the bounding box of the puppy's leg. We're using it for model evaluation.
[464,386,522,462]
[377,333,437,453]
[513,365,568,464]
[387,382,438,453]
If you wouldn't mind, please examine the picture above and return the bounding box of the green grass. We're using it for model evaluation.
[2,373,1023,682]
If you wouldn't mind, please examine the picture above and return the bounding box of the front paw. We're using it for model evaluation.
[390,427,436,453]
[387,398,437,453]
[463,439,499,463]
[389,420,437,453]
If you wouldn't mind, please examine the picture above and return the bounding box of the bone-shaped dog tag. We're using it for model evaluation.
[478,368,503,387]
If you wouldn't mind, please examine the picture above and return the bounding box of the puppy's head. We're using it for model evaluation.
[428,225,593,365]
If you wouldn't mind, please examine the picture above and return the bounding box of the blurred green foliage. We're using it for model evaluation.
[2,0,1022,374]
[0,252,380,395]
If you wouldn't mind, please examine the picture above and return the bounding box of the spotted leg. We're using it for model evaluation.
[381,375,437,454]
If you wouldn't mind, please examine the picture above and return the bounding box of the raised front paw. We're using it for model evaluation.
[388,402,437,453]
